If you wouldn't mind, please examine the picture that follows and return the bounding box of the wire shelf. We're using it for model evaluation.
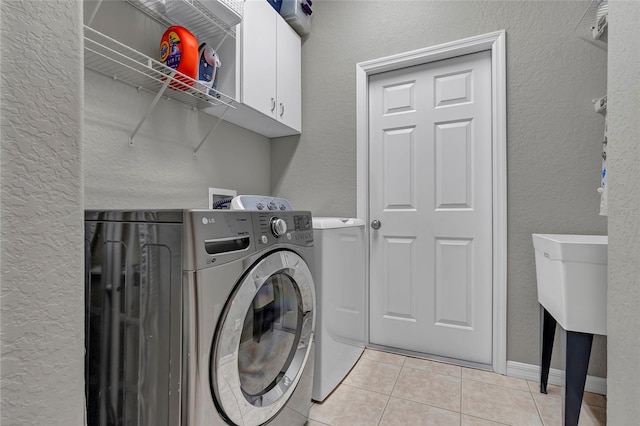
[125,0,239,40]
[574,0,608,37]
[84,25,235,110]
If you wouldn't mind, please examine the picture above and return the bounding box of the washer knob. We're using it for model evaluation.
[270,217,287,237]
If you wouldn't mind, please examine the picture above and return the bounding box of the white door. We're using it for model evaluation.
[368,51,493,364]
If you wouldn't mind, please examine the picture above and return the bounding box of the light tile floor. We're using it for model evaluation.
[308,349,606,426]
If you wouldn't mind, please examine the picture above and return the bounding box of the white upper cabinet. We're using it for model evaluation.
[227,0,301,136]
[241,0,278,119]
[275,14,302,131]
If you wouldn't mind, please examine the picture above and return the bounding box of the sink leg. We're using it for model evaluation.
[562,330,594,426]
[540,305,556,394]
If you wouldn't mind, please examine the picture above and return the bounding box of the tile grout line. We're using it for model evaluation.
[462,374,544,426]
[376,356,406,426]
[528,381,547,426]
[459,374,463,426]
[401,363,463,379]
[387,393,464,417]
[463,377,532,394]
[465,413,512,426]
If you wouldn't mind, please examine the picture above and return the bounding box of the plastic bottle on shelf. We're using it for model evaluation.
[160,25,199,90]
[196,43,222,97]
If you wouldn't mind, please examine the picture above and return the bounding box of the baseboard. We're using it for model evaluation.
[506,361,607,395]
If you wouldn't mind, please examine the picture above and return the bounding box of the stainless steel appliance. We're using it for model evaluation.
[85,209,315,426]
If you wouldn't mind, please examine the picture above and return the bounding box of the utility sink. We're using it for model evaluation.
[532,234,608,335]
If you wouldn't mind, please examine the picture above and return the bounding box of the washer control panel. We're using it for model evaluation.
[230,195,294,211]
[253,211,313,247]
[185,209,313,270]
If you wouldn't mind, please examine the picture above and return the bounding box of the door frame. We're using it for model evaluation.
[355,31,507,374]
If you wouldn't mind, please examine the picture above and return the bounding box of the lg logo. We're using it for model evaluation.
[201,217,216,225]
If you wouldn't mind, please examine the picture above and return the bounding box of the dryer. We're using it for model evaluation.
[85,209,315,426]
[311,217,366,401]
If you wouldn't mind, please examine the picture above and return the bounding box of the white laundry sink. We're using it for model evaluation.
[532,234,608,335]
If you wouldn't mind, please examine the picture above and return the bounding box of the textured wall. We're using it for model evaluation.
[272,0,608,375]
[84,72,271,209]
[607,1,640,423]
[1,1,85,424]
[84,0,271,209]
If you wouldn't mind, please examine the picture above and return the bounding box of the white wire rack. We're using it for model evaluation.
[125,0,240,41]
[84,25,235,150]
[209,0,243,22]
[84,25,234,109]
[574,0,608,39]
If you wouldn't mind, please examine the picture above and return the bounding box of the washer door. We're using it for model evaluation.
[211,250,315,426]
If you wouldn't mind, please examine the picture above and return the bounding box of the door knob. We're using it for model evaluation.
[371,219,381,230]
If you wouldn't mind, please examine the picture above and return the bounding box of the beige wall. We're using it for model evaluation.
[5,0,638,424]
[607,1,640,423]
[272,0,609,376]
[1,0,273,424]
[1,1,85,424]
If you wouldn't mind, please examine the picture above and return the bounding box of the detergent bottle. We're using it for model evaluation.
[160,26,198,90]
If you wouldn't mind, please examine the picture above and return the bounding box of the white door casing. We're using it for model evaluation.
[368,51,492,364]
[356,31,507,373]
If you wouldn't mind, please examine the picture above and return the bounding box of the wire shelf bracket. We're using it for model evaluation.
[84,25,236,147]
[129,70,174,146]
[193,104,232,159]
[574,0,608,40]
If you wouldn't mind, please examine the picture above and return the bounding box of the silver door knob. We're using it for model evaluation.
[371,219,381,230]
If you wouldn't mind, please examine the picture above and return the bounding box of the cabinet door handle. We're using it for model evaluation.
[271,98,276,112]
[280,102,285,117]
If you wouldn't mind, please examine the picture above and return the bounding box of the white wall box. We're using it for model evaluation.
[203,0,302,137]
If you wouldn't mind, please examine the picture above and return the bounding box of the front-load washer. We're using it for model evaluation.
[85,209,315,426]
[311,217,366,402]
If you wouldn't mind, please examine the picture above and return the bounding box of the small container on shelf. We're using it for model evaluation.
[160,26,199,90]
[279,0,312,37]
[196,42,222,97]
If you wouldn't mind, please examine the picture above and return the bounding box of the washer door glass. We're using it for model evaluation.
[238,273,299,397]
[211,250,315,426]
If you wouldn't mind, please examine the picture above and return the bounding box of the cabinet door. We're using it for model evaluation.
[276,17,301,131]
[241,0,277,119]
